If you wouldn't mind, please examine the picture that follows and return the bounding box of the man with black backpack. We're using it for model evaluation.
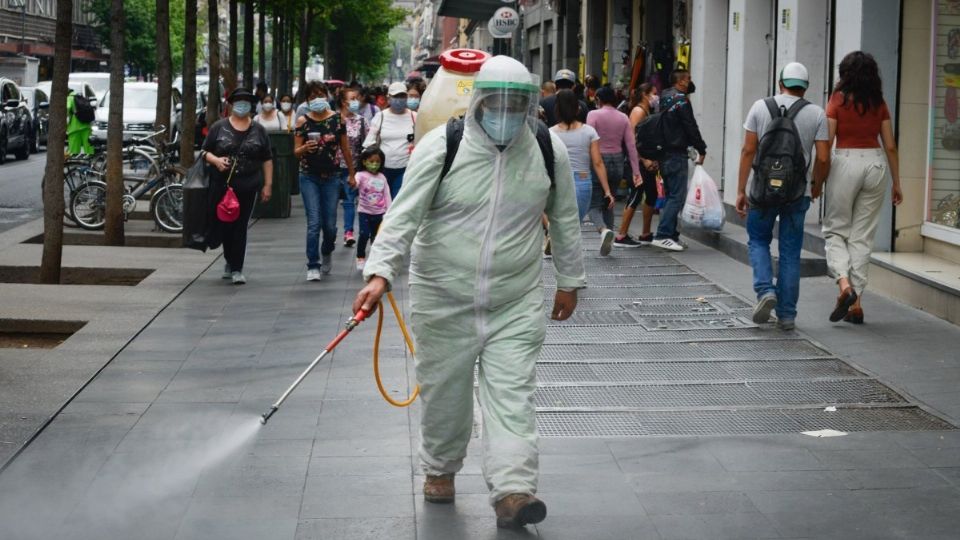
[66,88,95,156]
[735,62,830,331]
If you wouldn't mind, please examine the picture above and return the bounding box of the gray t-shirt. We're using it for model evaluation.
[743,94,828,196]
[550,124,599,177]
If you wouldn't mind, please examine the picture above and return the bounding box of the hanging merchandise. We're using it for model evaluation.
[675,39,691,70]
[930,6,960,229]
[628,44,647,94]
[602,49,609,85]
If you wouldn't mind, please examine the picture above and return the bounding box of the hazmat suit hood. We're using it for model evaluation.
[465,56,541,149]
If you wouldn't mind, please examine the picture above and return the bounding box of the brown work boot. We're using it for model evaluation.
[423,474,455,504]
[494,493,547,529]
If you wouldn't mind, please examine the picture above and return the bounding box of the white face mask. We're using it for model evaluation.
[261,102,275,112]
[280,102,292,112]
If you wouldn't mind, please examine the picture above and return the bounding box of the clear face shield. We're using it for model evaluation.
[467,76,541,148]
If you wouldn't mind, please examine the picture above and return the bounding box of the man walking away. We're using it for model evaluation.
[540,69,588,127]
[651,69,706,252]
[735,62,830,331]
[586,86,642,248]
[66,88,94,156]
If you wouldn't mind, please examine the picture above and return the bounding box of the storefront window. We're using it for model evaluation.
[929,1,960,230]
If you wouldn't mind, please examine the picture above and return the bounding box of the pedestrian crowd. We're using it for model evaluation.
[186,49,901,530]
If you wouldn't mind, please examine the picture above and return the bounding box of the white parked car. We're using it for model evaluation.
[36,80,99,108]
[68,72,111,104]
[90,82,182,144]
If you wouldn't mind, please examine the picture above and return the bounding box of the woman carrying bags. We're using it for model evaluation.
[821,51,903,324]
[202,88,274,285]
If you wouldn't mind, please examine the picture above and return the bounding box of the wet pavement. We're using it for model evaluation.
[1,207,959,539]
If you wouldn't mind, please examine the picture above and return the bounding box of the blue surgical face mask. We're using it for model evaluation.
[348,99,361,113]
[479,108,526,145]
[231,101,252,116]
[406,98,420,111]
[308,97,329,113]
[389,97,406,112]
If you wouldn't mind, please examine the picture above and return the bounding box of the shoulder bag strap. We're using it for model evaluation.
[225,124,255,187]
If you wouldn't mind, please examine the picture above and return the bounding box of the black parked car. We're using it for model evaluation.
[0,77,32,163]
[20,86,48,153]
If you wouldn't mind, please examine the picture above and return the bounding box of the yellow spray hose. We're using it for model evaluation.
[373,292,420,407]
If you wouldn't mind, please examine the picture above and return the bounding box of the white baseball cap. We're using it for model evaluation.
[387,82,408,96]
[780,62,809,89]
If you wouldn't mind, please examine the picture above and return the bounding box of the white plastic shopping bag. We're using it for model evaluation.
[681,165,725,231]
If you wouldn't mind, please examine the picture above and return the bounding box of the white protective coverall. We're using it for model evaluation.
[362,56,586,504]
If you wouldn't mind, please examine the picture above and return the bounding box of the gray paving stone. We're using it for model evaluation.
[310,437,413,457]
[637,491,761,516]
[810,448,928,470]
[295,518,417,540]
[174,517,297,540]
[306,455,413,477]
[300,492,416,519]
[650,512,782,540]
[534,515,661,540]
[709,446,825,472]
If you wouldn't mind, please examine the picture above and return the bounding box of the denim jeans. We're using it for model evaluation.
[655,153,689,240]
[587,172,614,230]
[573,171,592,222]
[747,196,811,321]
[357,212,384,259]
[383,167,406,200]
[339,169,357,233]
[300,172,340,269]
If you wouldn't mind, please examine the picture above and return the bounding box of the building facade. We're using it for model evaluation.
[0,0,105,79]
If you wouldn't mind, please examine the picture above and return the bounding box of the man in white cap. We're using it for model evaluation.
[540,68,588,126]
[353,56,585,528]
[735,61,830,331]
[362,81,417,198]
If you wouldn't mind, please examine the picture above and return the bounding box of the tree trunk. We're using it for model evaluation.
[103,0,126,246]
[207,0,221,120]
[258,7,266,88]
[243,0,254,88]
[39,0,73,283]
[270,9,279,95]
[229,0,238,75]
[180,0,198,168]
[297,7,310,102]
[287,14,295,98]
[155,0,172,139]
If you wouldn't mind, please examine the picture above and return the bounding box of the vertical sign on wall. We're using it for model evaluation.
[781,8,792,30]
[732,12,741,32]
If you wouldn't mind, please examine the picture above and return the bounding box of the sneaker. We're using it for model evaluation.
[600,228,615,256]
[306,268,322,282]
[776,318,796,331]
[344,231,356,247]
[495,493,547,529]
[423,474,455,504]
[651,238,684,252]
[752,293,778,324]
[230,271,246,285]
[613,235,643,248]
[675,238,689,250]
[355,258,366,271]
[638,233,654,245]
[321,254,332,275]
[222,263,232,279]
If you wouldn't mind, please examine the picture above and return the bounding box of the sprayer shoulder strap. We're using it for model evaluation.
[439,118,555,188]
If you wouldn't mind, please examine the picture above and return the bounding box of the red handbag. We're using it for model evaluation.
[217,186,240,222]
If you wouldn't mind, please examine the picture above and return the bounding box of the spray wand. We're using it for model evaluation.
[260,293,420,425]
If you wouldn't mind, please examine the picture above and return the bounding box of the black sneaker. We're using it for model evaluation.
[638,234,654,245]
[613,235,643,248]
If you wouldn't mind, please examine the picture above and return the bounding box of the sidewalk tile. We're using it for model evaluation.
[295,518,416,540]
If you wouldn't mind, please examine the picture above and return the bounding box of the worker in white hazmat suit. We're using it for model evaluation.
[353,56,586,529]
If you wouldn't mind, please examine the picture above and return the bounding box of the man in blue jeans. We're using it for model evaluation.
[652,70,707,252]
[736,62,830,331]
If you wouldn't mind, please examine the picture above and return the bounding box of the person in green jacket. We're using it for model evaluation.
[66,89,94,155]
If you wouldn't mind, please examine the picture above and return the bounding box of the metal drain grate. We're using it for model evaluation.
[545,326,774,344]
[544,274,710,288]
[535,359,864,383]
[553,285,728,299]
[547,310,640,326]
[534,379,905,409]
[571,298,728,310]
[545,267,697,278]
[540,340,831,361]
[637,317,756,331]
[535,408,955,437]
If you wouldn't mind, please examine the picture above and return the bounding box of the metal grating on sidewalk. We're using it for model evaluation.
[534,379,905,409]
[551,285,728,299]
[547,310,640,326]
[540,340,831,361]
[536,408,954,437]
[535,359,865,383]
[545,326,778,344]
[637,317,756,331]
[544,274,711,287]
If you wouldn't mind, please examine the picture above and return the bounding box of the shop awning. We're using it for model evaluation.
[437,0,501,21]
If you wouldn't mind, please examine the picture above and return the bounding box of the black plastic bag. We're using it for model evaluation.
[182,154,211,251]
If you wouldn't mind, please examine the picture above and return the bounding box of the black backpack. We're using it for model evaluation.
[73,93,96,123]
[749,97,809,207]
[440,117,555,187]
[634,111,669,161]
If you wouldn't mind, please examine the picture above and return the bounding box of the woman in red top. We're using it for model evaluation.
[821,51,903,324]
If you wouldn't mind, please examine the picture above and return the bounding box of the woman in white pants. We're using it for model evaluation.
[820,51,903,324]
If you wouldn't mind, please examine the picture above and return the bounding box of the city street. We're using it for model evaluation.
[0,155,44,233]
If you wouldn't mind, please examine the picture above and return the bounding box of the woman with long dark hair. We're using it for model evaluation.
[821,51,903,324]
[617,83,660,245]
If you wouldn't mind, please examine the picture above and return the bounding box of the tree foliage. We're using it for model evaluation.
[316,0,408,80]
[90,0,186,76]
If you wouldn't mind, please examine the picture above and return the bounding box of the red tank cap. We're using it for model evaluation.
[439,49,490,74]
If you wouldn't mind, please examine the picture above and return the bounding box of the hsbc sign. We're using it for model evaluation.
[488,7,520,39]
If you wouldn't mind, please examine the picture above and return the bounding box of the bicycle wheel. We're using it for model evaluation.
[151,184,183,233]
[70,180,108,230]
